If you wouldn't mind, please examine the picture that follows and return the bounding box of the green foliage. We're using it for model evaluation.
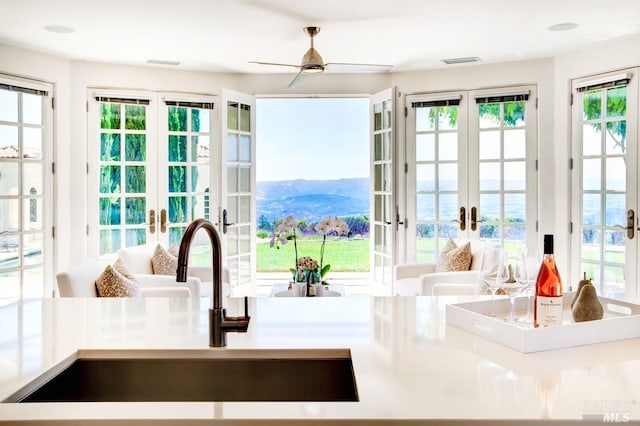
[257,214,272,231]
[256,229,269,239]
[583,87,627,153]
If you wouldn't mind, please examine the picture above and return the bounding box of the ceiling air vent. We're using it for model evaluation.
[441,56,481,65]
[147,59,181,66]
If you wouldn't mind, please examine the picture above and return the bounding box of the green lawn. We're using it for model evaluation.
[257,237,370,272]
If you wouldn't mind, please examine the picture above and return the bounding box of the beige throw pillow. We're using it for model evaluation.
[95,264,141,297]
[151,244,178,275]
[436,239,472,272]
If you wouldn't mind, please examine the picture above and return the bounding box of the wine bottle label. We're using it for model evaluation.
[536,296,563,326]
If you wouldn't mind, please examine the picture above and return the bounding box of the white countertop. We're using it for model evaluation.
[1,295,639,424]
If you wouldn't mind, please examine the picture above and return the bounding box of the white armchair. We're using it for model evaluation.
[56,259,196,298]
[394,240,486,296]
[116,243,231,299]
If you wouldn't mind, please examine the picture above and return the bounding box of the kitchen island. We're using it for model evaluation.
[0,295,639,424]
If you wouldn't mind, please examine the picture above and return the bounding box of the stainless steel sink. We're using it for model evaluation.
[5,349,358,403]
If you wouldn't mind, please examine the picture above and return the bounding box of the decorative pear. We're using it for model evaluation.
[570,272,592,309]
[571,282,604,322]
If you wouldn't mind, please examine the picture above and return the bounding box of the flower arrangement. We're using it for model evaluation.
[269,215,349,284]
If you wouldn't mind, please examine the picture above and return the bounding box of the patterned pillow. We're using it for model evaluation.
[95,264,141,297]
[436,240,472,272]
[151,244,178,275]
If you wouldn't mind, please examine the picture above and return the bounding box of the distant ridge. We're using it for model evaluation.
[257,177,369,224]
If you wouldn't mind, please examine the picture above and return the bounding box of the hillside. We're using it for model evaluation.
[257,177,369,224]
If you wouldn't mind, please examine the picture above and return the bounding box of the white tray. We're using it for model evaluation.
[446,292,640,353]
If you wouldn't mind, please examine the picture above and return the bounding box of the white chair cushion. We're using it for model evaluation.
[56,259,103,297]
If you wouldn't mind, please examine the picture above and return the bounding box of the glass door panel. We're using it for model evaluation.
[572,70,638,300]
[469,87,537,257]
[371,88,395,288]
[0,80,53,299]
[407,94,466,264]
[221,90,255,296]
[94,100,156,256]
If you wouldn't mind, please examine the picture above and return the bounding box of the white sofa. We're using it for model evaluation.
[116,243,230,299]
[393,240,487,296]
[56,259,196,298]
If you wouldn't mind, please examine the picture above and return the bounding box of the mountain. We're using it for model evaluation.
[257,178,369,224]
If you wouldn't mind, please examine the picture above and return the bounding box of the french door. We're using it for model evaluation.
[370,88,396,289]
[0,76,54,299]
[88,90,216,256]
[405,85,538,263]
[220,90,256,296]
[571,69,639,301]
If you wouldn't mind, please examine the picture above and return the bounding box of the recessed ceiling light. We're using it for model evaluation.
[44,25,74,34]
[548,22,578,32]
[442,56,481,65]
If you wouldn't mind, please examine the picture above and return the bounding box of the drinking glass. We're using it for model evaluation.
[476,245,505,316]
[496,251,529,323]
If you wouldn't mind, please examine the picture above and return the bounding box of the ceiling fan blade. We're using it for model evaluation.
[287,71,306,88]
[249,61,301,69]
[324,63,393,72]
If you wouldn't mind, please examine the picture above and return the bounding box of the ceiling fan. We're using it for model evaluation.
[249,27,393,88]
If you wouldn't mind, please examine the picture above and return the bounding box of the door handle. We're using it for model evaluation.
[470,207,485,231]
[614,209,634,239]
[160,209,167,233]
[149,209,156,234]
[451,206,466,231]
[222,209,234,234]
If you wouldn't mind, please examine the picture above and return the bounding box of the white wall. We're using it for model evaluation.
[2,34,640,290]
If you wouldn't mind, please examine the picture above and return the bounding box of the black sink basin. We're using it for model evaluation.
[6,349,358,403]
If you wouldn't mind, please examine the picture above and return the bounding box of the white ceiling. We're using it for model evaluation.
[1,0,640,74]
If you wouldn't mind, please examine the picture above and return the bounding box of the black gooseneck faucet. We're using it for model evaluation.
[176,218,250,347]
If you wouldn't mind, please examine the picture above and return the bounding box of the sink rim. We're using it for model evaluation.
[4,348,355,404]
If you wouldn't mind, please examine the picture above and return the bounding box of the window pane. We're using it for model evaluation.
[605,157,625,191]
[416,194,434,221]
[193,108,209,133]
[504,129,525,159]
[168,166,186,192]
[438,132,457,161]
[239,135,251,161]
[101,103,121,129]
[240,104,250,131]
[99,198,120,225]
[169,196,187,223]
[479,130,500,159]
[438,106,458,130]
[227,134,238,161]
[438,194,457,221]
[0,90,18,121]
[504,193,525,222]
[125,228,146,247]
[438,163,457,191]
[605,193,625,226]
[582,159,600,191]
[100,166,121,193]
[416,164,435,192]
[227,102,238,130]
[582,230,601,260]
[0,125,18,153]
[416,133,434,162]
[605,121,626,155]
[504,161,525,190]
[101,134,120,161]
[168,135,186,162]
[124,197,145,224]
[503,101,525,127]
[25,196,43,230]
[479,193,500,222]
[606,86,626,117]
[582,193,601,225]
[239,165,250,193]
[125,134,145,161]
[125,105,146,130]
[0,163,18,195]
[0,199,19,230]
[100,229,121,255]
[582,123,601,156]
[479,162,500,191]
[479,104,501,128]
[23,127,42,159]
[168,106,187,131]
[416,107,435,132]
[23,163,42,195]
[582,90,602,120]
[125,166,146,193]
[22,93,42,125]
[227,167,238,193]
[239,196,250,222]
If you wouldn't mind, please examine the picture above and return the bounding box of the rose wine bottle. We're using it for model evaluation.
[534,234,563,327]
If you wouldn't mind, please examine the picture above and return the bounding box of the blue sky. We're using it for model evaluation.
[256,98,369,182]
